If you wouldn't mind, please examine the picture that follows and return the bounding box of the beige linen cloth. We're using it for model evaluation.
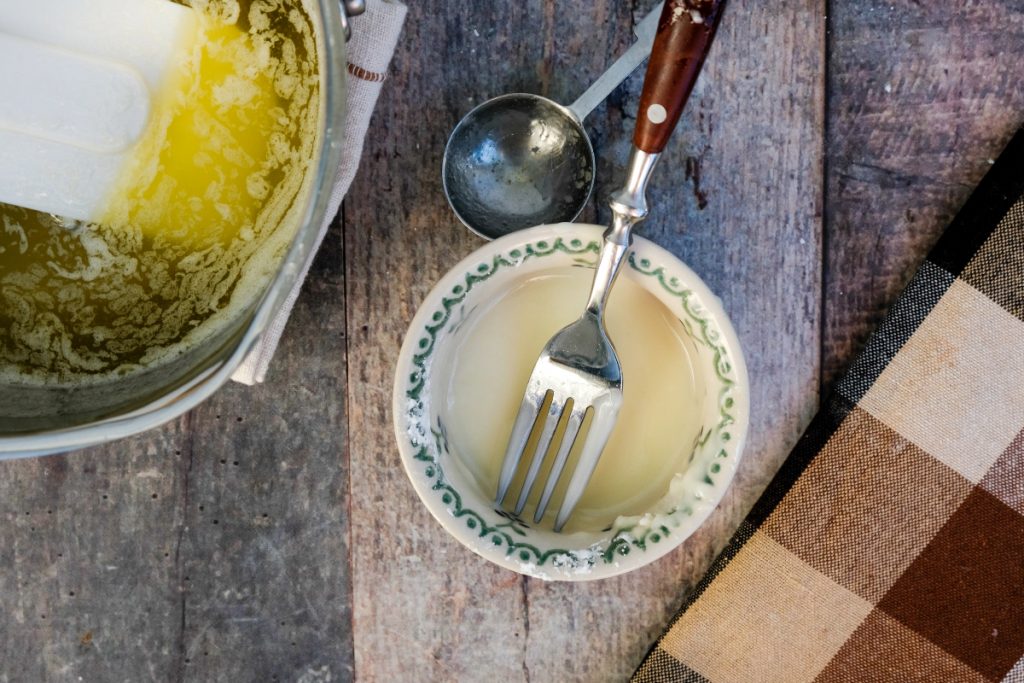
[232,0,407,384]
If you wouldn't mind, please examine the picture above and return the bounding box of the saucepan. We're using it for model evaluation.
[0,0,359,457]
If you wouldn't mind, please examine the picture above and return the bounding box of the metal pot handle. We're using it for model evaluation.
[339,0,366,40]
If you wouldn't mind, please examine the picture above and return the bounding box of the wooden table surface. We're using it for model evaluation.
[2,1,1022,681]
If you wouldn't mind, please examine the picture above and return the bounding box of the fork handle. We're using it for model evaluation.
[585,0,727,317]
[634,0,727,154]
[584,148,659,316]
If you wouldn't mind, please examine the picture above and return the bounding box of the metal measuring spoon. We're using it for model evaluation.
[442,3,664,240]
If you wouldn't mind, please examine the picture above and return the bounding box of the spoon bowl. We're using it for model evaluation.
[442,93,594,240]
[441,3,665,240]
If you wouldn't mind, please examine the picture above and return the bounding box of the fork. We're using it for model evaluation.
[495,0,728,531]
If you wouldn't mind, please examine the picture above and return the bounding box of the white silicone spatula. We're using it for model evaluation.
[0,0,197,222]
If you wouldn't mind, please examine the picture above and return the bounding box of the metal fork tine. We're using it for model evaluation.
[495,392,546,505]
[533,405,585,523]
[513,395,566,515]
[554,404,619,532]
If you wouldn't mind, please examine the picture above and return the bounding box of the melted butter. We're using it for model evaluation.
[0,0,320,384]
[445,268,707,532]
[99,16,281,247]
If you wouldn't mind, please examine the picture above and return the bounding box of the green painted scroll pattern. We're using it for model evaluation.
[404,237,739,568]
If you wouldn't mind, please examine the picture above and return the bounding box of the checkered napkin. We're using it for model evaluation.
[231,0,407,384]
[634,128,1024,683]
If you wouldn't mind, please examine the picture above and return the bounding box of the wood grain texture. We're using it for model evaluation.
[171,213,351,681]
[345,0,824,680]
[344,4,637,680]
[0,216,351,682]
[823,0,1024,389]
[3,2,1021,681]
[0,426,187,682]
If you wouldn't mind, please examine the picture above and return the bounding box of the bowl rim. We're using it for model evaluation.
[392,223,750,580]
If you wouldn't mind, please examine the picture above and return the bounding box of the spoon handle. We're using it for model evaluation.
[633,0,727,154]
[566,2,663,122]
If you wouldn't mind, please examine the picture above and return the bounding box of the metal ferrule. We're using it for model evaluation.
[584,147,661,316]
[606,148,660,246]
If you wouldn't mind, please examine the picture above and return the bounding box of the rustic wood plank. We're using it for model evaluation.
[0,424,188,682]
[344,3,630,678]
[173,212,352,681]
[345,0,824,680]
[823,1,1024,388]
[522,0,826,677]
[0,215,351,682]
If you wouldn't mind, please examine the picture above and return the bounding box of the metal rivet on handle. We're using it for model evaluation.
[647,104,668,124]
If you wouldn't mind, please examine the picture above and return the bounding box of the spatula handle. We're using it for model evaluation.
[633,0,727,154]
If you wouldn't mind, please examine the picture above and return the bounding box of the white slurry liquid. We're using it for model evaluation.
[445,267,708,532]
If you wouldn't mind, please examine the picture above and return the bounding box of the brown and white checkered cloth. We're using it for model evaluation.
[634,128,1024,683]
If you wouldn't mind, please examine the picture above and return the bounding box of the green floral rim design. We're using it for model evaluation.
[401,235,740,573]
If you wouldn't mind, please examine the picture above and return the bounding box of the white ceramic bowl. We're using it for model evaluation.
[393,223,749,580]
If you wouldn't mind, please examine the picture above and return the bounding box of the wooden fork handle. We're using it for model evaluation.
[633,0,727,154]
